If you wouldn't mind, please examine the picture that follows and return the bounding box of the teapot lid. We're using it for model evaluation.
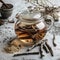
[20,6,42,23]
[21,11,41,19]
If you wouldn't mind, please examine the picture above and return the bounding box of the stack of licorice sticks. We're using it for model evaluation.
[27,39,53,58]
[13,39,53,58]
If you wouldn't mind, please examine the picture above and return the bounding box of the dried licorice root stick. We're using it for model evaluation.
[13,52,39,57]
[27,43,41,51]
[53,33,56,47]
[26,40,46,51]
[43,44,49,53]
[27,44,37,51]
[39,44,44,58]
[45,42,54,56]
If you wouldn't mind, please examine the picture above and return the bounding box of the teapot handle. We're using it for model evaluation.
[45,15,54,31]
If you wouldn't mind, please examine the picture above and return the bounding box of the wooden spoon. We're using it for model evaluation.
[0,0,9,8]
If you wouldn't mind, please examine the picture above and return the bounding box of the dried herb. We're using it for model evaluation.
[13,52,39,57]
[53,33,56,47]
[43,44,49,53]
[39,44,44,58]
[45,42,53,56]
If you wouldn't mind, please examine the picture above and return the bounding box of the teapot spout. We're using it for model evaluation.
[16,13,21,20]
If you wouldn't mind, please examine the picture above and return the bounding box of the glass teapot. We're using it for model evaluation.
[15,6,54,47]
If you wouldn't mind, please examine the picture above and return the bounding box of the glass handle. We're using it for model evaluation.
[46,15,54,31]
